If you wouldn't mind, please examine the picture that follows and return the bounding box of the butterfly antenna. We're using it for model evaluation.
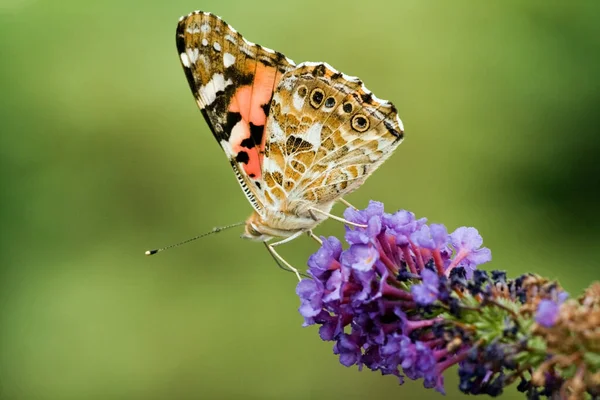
[145,222,245,256]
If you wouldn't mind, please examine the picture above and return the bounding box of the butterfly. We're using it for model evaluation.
[176,11,404,279]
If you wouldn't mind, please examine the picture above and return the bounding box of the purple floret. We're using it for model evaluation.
[535,291,568,328]
[448,227,492,277]
[411,269,440,306]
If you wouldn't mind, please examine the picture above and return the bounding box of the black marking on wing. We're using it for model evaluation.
[312,64,327,77]
[235,151,249,164]
[230,160,262,212]
[360,92,373,104]
[224,112,242,137]
[286,136,313,155]
[239,123,265,149]
[261,102,270,118]
[384,120,404,142]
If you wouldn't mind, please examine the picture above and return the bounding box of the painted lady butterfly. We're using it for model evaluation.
[176,11,404,279]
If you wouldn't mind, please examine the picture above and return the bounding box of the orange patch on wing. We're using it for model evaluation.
[227,63,282,180]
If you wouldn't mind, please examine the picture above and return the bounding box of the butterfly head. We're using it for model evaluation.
[242,213,270,241]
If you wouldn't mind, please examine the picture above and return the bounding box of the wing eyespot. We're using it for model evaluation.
[324,96,336,109]
[297,85,307,97]
[351,114,370,132]
[342,102,353,113]
[310,88,325,108]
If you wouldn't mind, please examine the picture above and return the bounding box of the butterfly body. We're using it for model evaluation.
[176,11,404,244]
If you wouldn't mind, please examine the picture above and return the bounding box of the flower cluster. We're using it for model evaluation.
[296,202,599,399]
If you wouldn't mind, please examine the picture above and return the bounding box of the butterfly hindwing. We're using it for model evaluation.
[262,62,404,211]
[176,11,296,213]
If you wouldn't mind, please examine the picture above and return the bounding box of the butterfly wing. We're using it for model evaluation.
[176,11,296,214]
[261,62,404,213]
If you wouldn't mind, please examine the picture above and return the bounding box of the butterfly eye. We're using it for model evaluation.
[351,114,370,132]
[324,97,336,108]
[342,102,353,113]
[310,88,325,108]
[247,223,261,237]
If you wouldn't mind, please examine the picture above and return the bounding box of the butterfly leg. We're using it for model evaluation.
[307,230,323,245]
[339,198,358,210]
[308,207,368,228]
[265,230,306,281]
[265,242,303,281]
[270,230,304,247]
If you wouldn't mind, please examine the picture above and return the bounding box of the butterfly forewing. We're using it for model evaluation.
[176,11,296,213]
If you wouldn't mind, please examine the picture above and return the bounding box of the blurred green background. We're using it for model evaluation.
[1,0,599,399]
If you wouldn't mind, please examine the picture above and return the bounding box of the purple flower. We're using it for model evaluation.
[411,269,440,306]
[536,300,560,327]
[296,279,324,321]
[557,291,569,303]
[317,312,342,341]
[449,227,492,277]
[343,200,384,225]
[334,333,362,367]
[341,244,380,272]
[345,215,382,245]
[411,224,448,250]
[398,337,438,382]
[322,269,343,303]
[535,292,568,327]
[307,236,342,279]
[382,210,425,246]
[344,201,385,245]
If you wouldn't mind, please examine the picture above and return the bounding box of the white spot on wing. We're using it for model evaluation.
[201,38,208,46]
[292,91,305,111]
[225,34,236,44]
[342,72,360,82]
[371,93,385,103]
[200,73,233,106]
[186,26,200,34]
[223,52,236,68]
[323,62,338,73]
[186,48,199,64]
[372,109,386,120]
[304,123,322,148]
[396,115,405,132]
[201,24,210,33]
[280,75,297,91]
[229,121,249,156]
[213,42,222,52]
[264,158,283,174]
[180,52,190,67]
[269,119,285,142]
